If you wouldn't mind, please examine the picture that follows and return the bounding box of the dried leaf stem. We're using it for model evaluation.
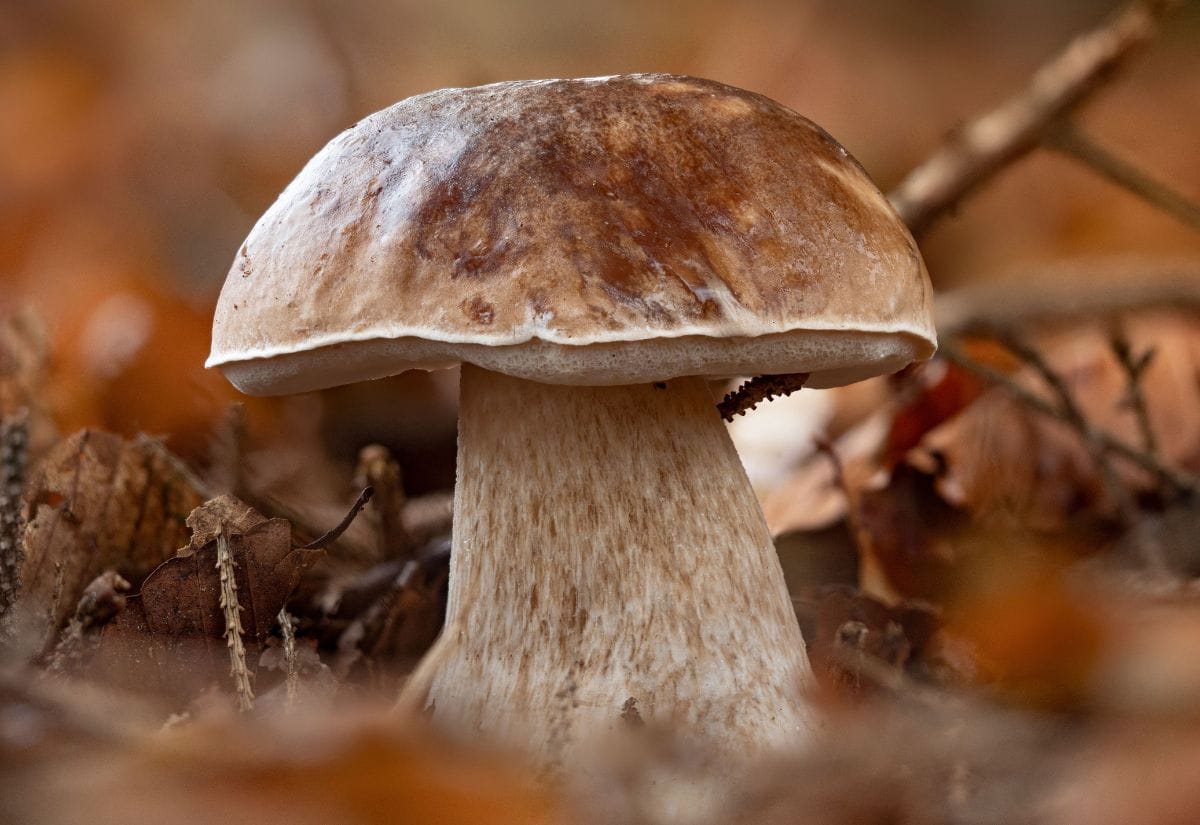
[278,607,299,708]
[1045,121,1200,233]
[889,0,1182,235]
[0,411,28,629]
[217,532,254,711]
[939,342,1197,498]
[718,373,810,421]
[295,486,375,550]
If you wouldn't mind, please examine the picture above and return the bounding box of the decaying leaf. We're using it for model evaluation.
[797,584,961,699]
[9,707,569,825]
[910,314,1200,528]
[95,495,320,703]
[16,429,206,640]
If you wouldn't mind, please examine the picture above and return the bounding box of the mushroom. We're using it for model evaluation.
[207,75,935,770]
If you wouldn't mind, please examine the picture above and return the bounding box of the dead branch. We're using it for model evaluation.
[889,0,1182,235]
[938,341,1198,497]
[1045,121,1200,232]
[934,260,1200,337]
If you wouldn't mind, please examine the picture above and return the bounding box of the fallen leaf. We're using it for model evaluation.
[17,429,206,640]
[96,496,320,703]
[11,707,569,825]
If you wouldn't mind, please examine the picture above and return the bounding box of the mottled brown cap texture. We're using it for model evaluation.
[208,74,935,394]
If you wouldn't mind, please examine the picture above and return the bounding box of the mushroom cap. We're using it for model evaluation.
[208,74,935,395]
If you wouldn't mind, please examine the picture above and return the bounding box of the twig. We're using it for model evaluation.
[994,332,1139,523]
[935,260,1200,337]
[718,373,810,422]
[277,607,299,709]
[0,410,28,629]
[1108,321,1160,458]
[1045,121,1200,232]
[217,532,255,712]
[939,342,1198,497]
[889,0,1182,235]
[295,486,375,550]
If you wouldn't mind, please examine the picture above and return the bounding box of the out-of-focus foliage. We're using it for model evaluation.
[3,2,1200,824]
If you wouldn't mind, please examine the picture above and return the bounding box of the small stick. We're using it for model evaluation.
[277,607,299,709]
[934,261,1200,338]
[1045,122,1200,233]
[994,332,1139,523]
[1107,322,1159,458]
[939,342,1197,497]
[0,410,28,629]
[889,0,1183,235]
[295,486,375,550]
[217,532,254,712]
[718,373,810,421]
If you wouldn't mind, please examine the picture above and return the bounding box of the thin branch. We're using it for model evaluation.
[994,332,1139,523]
[935,260,1200,337]
[889,0,1182,235]
[718,373,810,422]
[1108,321,1160,458]
[295,486,375,551]
[217,532,255,712]
[939,342,1198,497]
[1045,121,1200,232]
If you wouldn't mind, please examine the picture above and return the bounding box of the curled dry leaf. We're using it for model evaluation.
[910,314,1200,528]
[16,429,206,640]
[796,584,955,700]
[96,495,321,703]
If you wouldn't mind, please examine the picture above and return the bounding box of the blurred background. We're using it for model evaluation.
[1,0,1198,481]
[4,5,1200,822]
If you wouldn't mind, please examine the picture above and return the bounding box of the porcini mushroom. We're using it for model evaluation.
[207,75,935,769]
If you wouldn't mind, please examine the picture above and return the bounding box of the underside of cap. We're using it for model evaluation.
[209,74,936,393]
[219,327,931,395]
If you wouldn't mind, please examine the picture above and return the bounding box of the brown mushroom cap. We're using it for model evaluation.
[207,74,935,395]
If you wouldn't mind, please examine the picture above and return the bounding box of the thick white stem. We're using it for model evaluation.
[415,365,816,769]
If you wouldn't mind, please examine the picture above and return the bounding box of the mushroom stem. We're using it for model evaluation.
[407,364,816,769]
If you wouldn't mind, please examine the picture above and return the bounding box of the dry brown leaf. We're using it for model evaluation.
[910,313,1200,528]
[10,709,569,825]
[16,429,206,640]
[796,584,950,700]
[95,496,320,702]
